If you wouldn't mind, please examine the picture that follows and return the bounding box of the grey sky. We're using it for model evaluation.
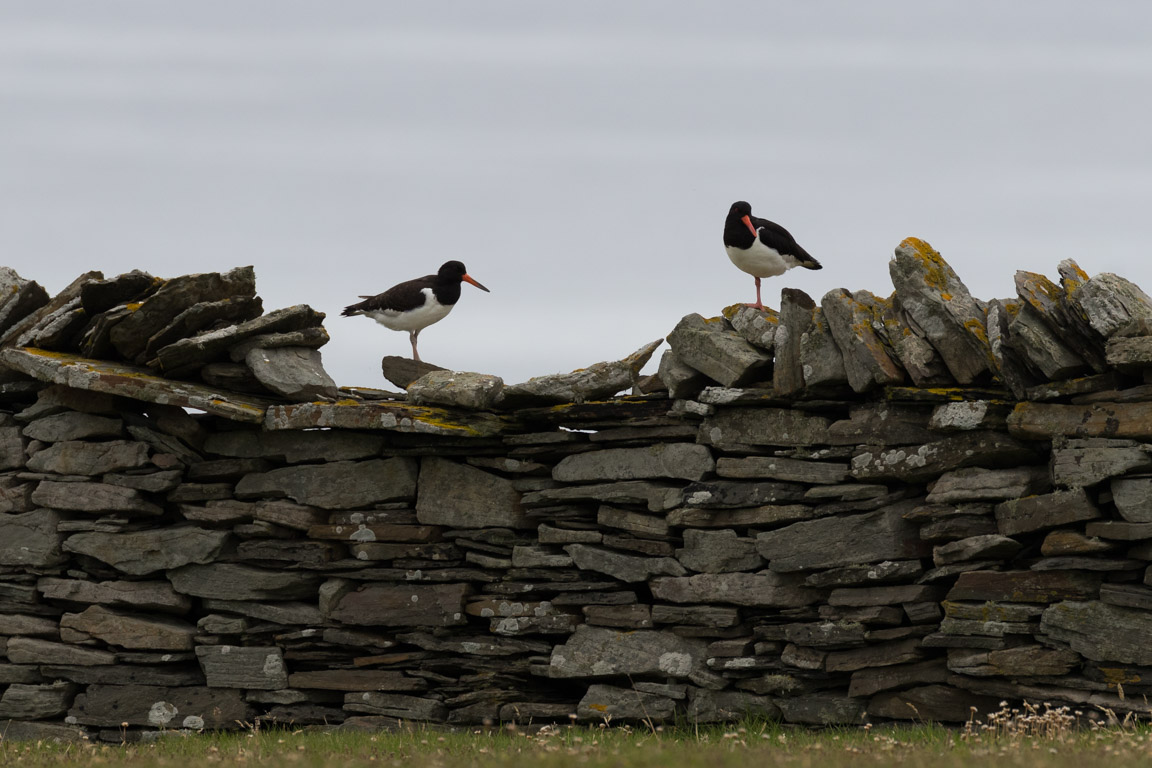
[3,2,1151,387]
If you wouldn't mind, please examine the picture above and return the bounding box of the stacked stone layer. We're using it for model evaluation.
[2,240,1152,741]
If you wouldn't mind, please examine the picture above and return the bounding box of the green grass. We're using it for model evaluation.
[5,716,1152,768]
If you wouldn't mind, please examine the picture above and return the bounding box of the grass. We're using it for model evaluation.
[4,706,1152,768]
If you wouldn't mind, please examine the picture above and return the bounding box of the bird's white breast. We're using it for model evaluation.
[726,239,792,278]
[366,288,454,332]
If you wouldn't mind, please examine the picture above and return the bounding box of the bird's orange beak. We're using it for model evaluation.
[463,274,490,293]
[742,215,758,238]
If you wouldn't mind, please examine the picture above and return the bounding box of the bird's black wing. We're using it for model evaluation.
[752,216,819,265]
[342,274,434,316]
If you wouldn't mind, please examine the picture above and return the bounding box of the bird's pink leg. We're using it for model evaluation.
[745,277,765,310]
[410,331,421,362]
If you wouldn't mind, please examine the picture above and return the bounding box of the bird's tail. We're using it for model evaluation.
[800,255,822,271]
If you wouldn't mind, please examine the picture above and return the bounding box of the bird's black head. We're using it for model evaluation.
[438,261,468,280]
[729,201,752,218]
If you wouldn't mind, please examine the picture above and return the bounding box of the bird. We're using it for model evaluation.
[723,201,821,310]
[342,260,490,362]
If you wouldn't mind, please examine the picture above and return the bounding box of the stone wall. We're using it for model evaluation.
[3,238,1152,741]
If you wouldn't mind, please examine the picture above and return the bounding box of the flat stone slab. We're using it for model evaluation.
[0,348,270,423]
[0,509,64,567]
[236,458,417,509]
[650,572,819,607]
[325,582,468,627]
[195,646,288,689]
[994,488,1100,536]
[548,625,707,679]
[564,544,686,582]
[1051,438,1152,487]
[553,443,714,483]
[1041,600,1152,665]
[668,313,771,388]
[850,431,1037,483]
[500,339,663,406]
[1008,402,1152,440]
[577,684,678,722]
[264,399,511,437]
[416,456,525,528]
[68,683,253,729]
[698,406,832,449]
[926,466,1050,503]
[822,288,904,392]
[946,570,1102,602]
[406,370,504,410]
[245,346,339,400]
[757,507,929,573]
[60,605,196,651]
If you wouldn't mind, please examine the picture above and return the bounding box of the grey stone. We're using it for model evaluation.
[995,488,1100,536]
[850,431,1037,483]
[0,509,64,567]
[828,584,941,607]
[656,350,708,400]
[881,292,955,387]
[822,288,905,392]
[237,458,417,509]
[682,479,805,508]
[774,693,866,726]
[416,457,525,528]
[774,289,849,396]
[1041,600,1152,665]
[0,613,57,636]
[650,572,818,607]
[325,582,468,626]
[32,480,163,516]
[63,526,229,575]
[668,313,771,388]
[406,370,505,410]
[1007,303,1089,380]
[0,427,25,471]
[946,570,1102,602]
[723,304,779,351]
[195,646,287,689]
[757,506,929,573]
[947,645,1080,677]
[698,406,831,449]
[548,625,707,679]
[60,606,196,650]
[104,469,184,493]
[554,443,714,483]
[1106,336,1152,371]
[928,401,1011,432]
[826,402,936,446]
[245,346,339,400]
[226,324,328,361]
[1014,267,1107,373]
[27,439,149,475]
[500,339,662,405]
[686,689,780,723]
[37,577,191,614]
[203,429,385,463]
[1051,438,1152,487]
[926,466,1050,503]
[583,603,652,628]
[867,684,1001,723]
[1070,272,1152,340]
[576,684,677,722]
[145,295,266,359]
[0,720,87,743]
[169,563,321,600]
[675,529,763,573]
[22,412,124,442]
[596,506,669,537]
[933,535,1022,566]
[0,682,78,720]
[6,637,115,666]
[0,267,49,336]
[784,620,866,648]
[1112,476,1152,523]
[564,544,686,582]
[379,356,447,389]
[848,659,950,698]
[200,599,323,626]
[1008,401,1152,441]
[804,561,924,588]
[888,237,994,384]
[1085,520,1152,540]
[344,692,447,721]
[1041,529,1114,556]
[68,684,253,729]
[714,455,848,484]
[650,604,740,626]
[825,637,925,672]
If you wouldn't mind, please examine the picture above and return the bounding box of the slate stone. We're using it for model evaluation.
[666,313,772,389]
[200,599,323,626]
[236,458,417,509]
[928,401,1011,432]
[379,356,448,389]
[682,479,805,508]
[714,455,848,484]
[63,526,229,575]
[722,303,779,351]
[554,443,714,483]
[774,289,849,396]
[0,613,58,637]
[650,572,818,607]
[1014,268,1107,372]
[850,431,1037,483]
[698,406,832,449]
[22,412,124,442]
[203,429,385,463]
[847,659,950,698]
[0,267,50,336]
[104,469,184,493]
[825,637,925,673]
[245,346,339,400]
[168,563,321,601]
[144,295,265,358]
[926,466,1050,503]
[948,645,1080,677]
[1085,521,1152,541]
[500,339,663,406]
[774,693,866,726]
[195,646,288,689]
[548,625,707,679]
[686,689,780,723]
[933,535,1022,567]
[946,570,1102,602]
[152,303,326,376]
[0,482,34,513]
[576,684,677,722]
[826,402,936,446]
[757,506,929,573]
[995,488,1100,536]
[1112,476,1152,523]
[37,578,191,614]
[656,349,708,400]
[1008,402,1152,441]
[416,456,525,528]
[68,684,253,729]
[0,426,25,472]
[1041,600,1152,665]
[6,637,115,666]
[564,544,686,582]
[1040,530,1114,556]
[888,237,994,384]
[1007,303,1089,380]
[867,684,1001,723]
[325,582,468,627]
[32,479,161,516]
[583,603,652,628]
[804,561,925,588]
[675,529,762,573]
[0,682,78,720]
[0,509,64,567]
[60,606,196,650]
[596,506,669,537]
[1070,272,1152,341]
[1051,438,1152,487]
[406,370,505,410]
[344,692,447,721]
[822,288,905,392]
[881,292,955,387]
[27,440,149,476]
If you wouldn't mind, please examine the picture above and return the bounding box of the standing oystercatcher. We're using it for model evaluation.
[723,201,821,310]
[342,260,489,362]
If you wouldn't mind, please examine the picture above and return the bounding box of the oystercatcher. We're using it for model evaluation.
[342,260,489,362]
[723,201,821,310]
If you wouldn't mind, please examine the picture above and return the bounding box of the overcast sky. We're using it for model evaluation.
[3,2,1151,387]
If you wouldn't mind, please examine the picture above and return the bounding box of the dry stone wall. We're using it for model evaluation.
[3,238,1152,741]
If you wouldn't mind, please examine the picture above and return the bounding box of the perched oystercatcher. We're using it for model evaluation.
[342,260,489,362]
[723,201,821,310]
